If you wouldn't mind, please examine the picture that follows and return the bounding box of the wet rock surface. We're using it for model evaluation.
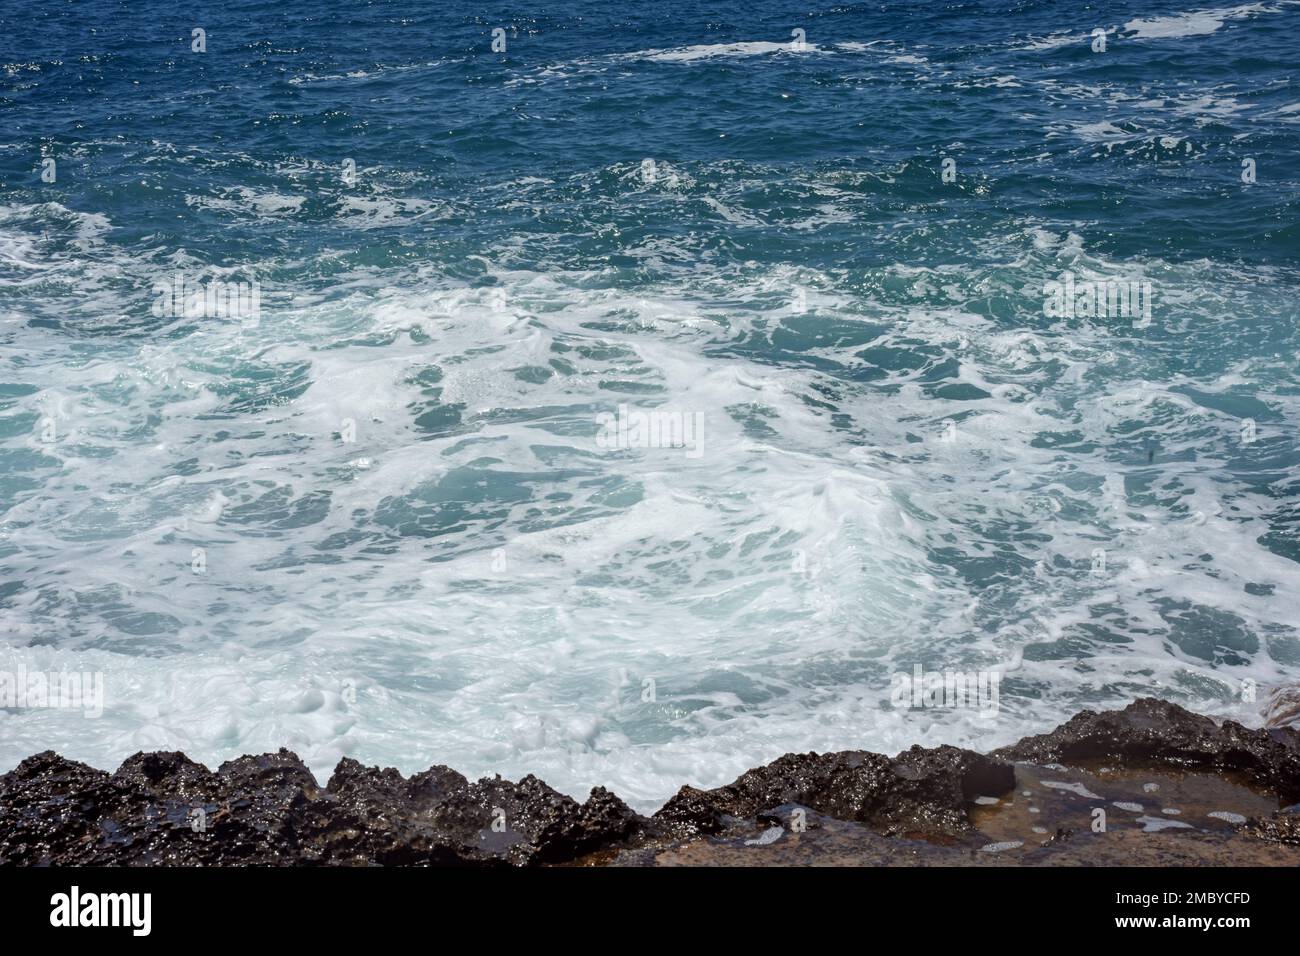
[993,697,1300,801]
[653,745,1014,842]
[0,749,647,866]
[1241,808,1300,846]
[2,697,1298,866]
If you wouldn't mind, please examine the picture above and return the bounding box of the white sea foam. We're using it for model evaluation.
[1124,3,1281,39]
[186,188,306,219]
[640,41,812,62]
[508,39,895,86]
[1,208,1298,810]
[1022,33,1087,51]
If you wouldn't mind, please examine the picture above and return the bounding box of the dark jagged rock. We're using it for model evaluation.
[2,697,1299,865]
[650,785,728,837]
[0,749,650,867]
[306,764,649,866]
[0,752,145,866]
[304,758,472,866]
[112,751,217,798]
[653,745,1014,842]
[441,773,647,866]
[992,697,1300,802]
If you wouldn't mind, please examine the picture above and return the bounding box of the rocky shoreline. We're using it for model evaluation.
[3,697,1298,866]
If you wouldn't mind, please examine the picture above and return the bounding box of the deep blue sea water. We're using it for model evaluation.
[1,0,1298,808]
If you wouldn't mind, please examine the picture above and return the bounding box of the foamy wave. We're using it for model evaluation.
[186,188,306,220]
[637,41,818,62]
[1124,2,1282,39]
[2,223,1297,806]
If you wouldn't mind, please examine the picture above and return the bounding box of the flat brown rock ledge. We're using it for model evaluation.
[2,697,1298,866]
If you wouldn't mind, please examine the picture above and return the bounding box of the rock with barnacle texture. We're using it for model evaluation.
[0,748,649,866]
[1242,807,1300,845]
[304,761,649,866]
[653,744,1014,843]
[5,697,1300,866]
[0,752,144,866]
[993,697,1300,802]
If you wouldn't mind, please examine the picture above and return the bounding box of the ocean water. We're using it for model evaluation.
[2,0,1299,811]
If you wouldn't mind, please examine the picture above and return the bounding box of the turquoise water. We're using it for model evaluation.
[2,0,1299,809]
